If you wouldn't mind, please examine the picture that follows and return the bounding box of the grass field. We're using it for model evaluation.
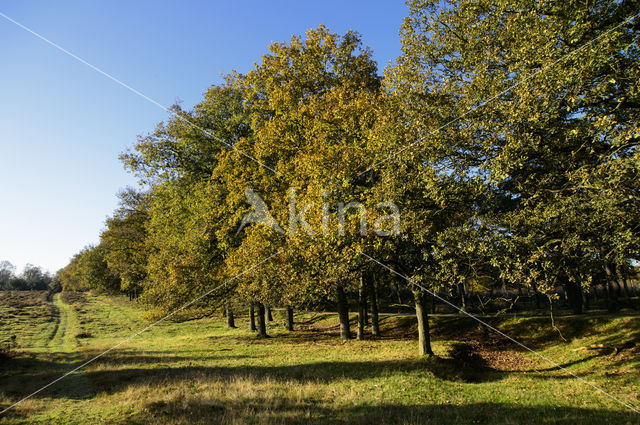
[0,291,639,424]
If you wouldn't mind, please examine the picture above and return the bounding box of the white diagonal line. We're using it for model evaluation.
[0,250,280,415]
[359,251,640,415]
[0,11,280,176]
[357,11,640,178]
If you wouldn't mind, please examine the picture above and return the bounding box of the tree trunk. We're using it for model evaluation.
[265,305,274,322]
[604,264,620,312]
[369,277,380,337]
[285,306,294,331]
[225,302,236,328]
[614,279,623,309]
[415,291,433,356]
[394,283,403,313]
[363,294,369,326]
[621,277,632,302]
[336,285,351,340]
[608,281,615,308]
[431,293,436,314]
[565,282,583,314]
[458,282,466,312]
[357,276,366,340]
[581,285,589,310]
[249,302,256,332]
[256,302,268,338]
[532,283,541,309]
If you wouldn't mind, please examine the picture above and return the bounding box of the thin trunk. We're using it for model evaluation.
[415,291,433,356]
[614,280,622,299]
[285,306,294,331]
[622,277,632,302]
[249,302,256,332]
[604,264,619,312]
[565,282,583,314]
[395,283,403,313]
[225,302,236,328]
[581,285,589,310]
[363,294,369,326]
[369,277,380,337]
[458,282,466,312]
[256,302,268,338]
[532,282,541,309]
[336,285,351,340]
[431,293,436,314]
[357,276,366,340]
[265,305,274,322]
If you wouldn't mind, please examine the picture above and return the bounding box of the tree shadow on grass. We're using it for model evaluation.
[0,354,517,406]
[116,399,640,425]
[295,313,331,326]
[2,362,636,425]
[2,338,629,406]
[1,353,637,424]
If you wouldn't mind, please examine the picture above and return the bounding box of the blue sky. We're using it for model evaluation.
[0,1,408,273]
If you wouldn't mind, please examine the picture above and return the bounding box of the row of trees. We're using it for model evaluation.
[57,188,147,298]
[0,261,56,292]
[59,0,639,355]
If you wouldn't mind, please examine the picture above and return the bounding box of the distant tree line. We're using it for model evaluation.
[59,0,639,356]
[0,261,57,292]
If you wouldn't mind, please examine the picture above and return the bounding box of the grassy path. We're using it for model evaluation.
[44,294,92,403]
[47,294,77,352]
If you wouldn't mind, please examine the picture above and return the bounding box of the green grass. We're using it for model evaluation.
[0,292,639,424]
[0,292,56,351]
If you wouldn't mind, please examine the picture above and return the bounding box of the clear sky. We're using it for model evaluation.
[0,1,408,274]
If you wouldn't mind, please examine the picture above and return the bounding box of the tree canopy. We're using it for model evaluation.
[59,4,640,354]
